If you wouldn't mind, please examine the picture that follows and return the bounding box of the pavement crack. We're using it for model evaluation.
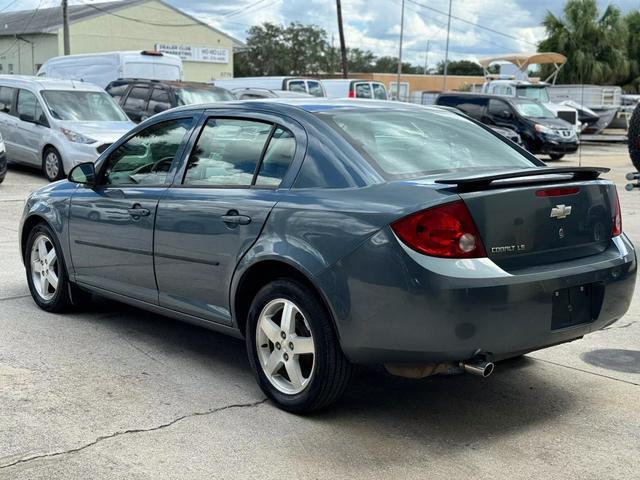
[0,294,30,302]
[0,398,268,470]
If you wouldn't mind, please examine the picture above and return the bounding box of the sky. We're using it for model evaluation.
[2,0,639,68]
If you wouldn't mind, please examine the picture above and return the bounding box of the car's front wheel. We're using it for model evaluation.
[549,153,564,161]
[246,279,352,413]
[42,147,64,182]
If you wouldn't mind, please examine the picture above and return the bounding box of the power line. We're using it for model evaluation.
[0,0,45,57]
[80,1,201,27]
[0,0,20,14]
[405,0,538,48]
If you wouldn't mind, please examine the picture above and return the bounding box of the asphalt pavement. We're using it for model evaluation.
[0,146,638,479]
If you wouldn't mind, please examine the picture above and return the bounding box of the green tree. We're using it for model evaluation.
[373,56,419,74]
[435,60,484,76]
[537,0,629,85]
[624,11,640,91]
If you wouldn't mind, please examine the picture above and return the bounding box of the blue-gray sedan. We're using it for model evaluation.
[19,99,636,412]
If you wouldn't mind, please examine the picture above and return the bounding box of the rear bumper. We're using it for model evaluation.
[537,139,579,155]
[318,230,636,364]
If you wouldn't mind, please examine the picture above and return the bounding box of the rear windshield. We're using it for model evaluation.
[316,108,534,179]
[175,87,234,105]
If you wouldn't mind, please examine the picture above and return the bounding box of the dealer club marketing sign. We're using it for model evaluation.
[155,44,230,64]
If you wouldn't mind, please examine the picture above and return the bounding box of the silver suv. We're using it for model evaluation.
[0,76,134,181]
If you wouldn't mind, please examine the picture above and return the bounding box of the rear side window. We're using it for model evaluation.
[439,96,486,120]
[255,128,295,186]
[107,83,129,102]
[307,81,324,97]
[317,109,533,179]
[288,80,306,93]
[184,119,272,186]
[148,87,171,113]
[354,83,372,99]
[124,86,149,110]
[0,86,15,113]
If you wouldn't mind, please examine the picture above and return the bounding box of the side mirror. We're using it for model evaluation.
[19,112,35,123]
[153,103,169,114]
[69,162,96,185]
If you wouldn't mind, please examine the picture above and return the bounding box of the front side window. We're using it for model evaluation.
[184,119,272,186]
[372,83,387,100]
[306,81,324,97]
[17,90,45,123]
[288,80,306,93]
[487,99,512,118]
[317,108,533,179]
[42,90,128,121]
[102,118,193,186]
[354,83,372,99]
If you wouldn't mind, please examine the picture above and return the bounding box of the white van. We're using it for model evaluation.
[321,79,388,100]
[212,77,325,97]
[36,51,183,89]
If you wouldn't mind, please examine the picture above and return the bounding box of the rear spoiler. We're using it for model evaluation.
[436,167,609,191]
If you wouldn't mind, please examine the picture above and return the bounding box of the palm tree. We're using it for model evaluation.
[538,0,629,85]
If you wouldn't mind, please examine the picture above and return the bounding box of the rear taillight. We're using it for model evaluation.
[348,89,355,98]
[612,190,622,237]
[391,201,486,258]
[536,187,580,197]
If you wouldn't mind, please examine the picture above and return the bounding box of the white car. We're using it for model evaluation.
[321,79,389,100]
[0,76,134,181]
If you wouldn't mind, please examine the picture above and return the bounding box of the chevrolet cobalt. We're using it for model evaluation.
[20,100,636,412]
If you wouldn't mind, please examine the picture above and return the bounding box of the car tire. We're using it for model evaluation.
[628,103,640,171]
[25,222,73,312]
[246,279,352,413]
[42,147,64,182]
[549,153,564,161]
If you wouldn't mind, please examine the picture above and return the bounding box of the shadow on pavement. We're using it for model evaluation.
[580,348,640,373]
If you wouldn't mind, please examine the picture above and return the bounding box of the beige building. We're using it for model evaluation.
[0,0,243,82]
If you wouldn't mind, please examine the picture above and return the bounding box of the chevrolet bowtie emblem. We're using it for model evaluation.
[550,204,572,219]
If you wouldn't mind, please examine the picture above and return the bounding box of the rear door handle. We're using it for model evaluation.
[221,211,251,226]
[128,205,150,217]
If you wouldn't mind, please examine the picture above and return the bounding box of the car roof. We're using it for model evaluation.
[0,75,104,92]
[108,78,229,91]
[437,92,520,104]
[167,98,447,116]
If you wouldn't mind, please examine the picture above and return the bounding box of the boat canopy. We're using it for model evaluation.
[477,52,567,84]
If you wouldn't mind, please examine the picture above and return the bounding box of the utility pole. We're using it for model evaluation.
[443,0,453,90]
[336,0,348,78]
[423,40,430,75]
[62,0,70,55]
[395,0,405,101]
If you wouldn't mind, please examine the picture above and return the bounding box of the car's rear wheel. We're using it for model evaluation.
[246,279,352,413]
[549,153,564,161]
[43,147,64,182]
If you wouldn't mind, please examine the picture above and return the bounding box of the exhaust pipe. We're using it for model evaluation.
[461,359,494,377]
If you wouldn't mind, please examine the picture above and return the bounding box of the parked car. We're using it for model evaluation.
[322,79,388,99]
[20,99,635,413]
[106,79,235,123]
[232,88,313,99]
[490,126,521,146]
[212,77,326,97]
[0,132,6,183]
[0,76,134,181]
[436,93,578,160]
[36,50,183,89]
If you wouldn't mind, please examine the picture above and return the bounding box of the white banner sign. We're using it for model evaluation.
[155,44,230,64]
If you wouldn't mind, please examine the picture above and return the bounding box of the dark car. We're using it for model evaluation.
[20,99,635,413]
[106,79,235,123]
[490,126,521,146]
[436,93,578,160]
[232,88,314,100]
[0,132,6,183]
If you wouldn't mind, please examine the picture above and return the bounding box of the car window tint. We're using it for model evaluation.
[0,86,14,112]
[184,119,272,186]
[124,86,149,110]
[441,97,486,120]
[355,83,372,99]
[107,83,129,102]
[372,83,387,100]
[255,127,295,187]
[148,88,171,113]
[102,118,193,186]
[488,99,511,117]
[17,90,44,123]
[288,81,306,93]
[307,81,323,97]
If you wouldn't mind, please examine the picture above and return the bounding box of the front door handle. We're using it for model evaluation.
[221,211,251,226]
[127,205,150,217]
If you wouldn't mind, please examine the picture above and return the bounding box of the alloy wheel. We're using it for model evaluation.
[256,298,315,395]
[45,152,60,180]
[30,234,59,301]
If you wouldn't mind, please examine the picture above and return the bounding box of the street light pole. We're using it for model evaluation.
[395,0,405,101]
[443,0,453,91]
[424,40,430,75]
[62,0,70,55]
[336,0,348,78]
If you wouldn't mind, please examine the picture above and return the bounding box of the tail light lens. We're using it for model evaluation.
[612,190,622,237]
[348,89,355,98]
[391,201,486,258]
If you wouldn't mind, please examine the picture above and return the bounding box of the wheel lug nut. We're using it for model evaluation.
[283,353,289,361]
[289,342,294,350]
[275,342,281,350]
[280,331,286,339]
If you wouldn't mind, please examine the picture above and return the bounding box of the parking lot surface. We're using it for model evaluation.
[1,145,639,479]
